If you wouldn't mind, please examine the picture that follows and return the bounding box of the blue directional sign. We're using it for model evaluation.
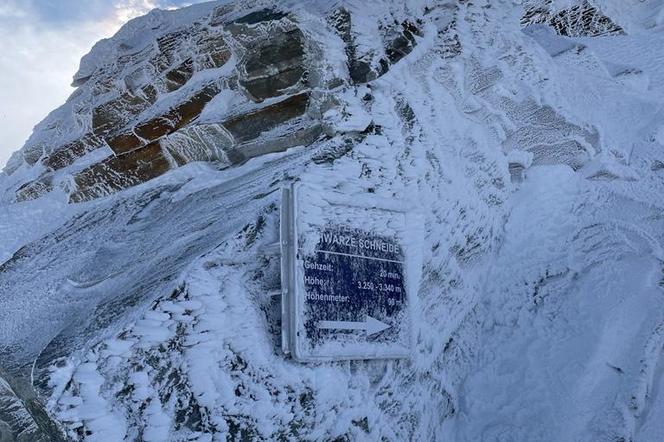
[301,225,406,344]
[281,184,421,361]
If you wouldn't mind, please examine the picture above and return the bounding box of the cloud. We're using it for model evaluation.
[0,0,203,168]
[0,1,28,19]
[0,0,195,27]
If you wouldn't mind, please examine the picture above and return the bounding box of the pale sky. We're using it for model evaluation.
[0,0,204,168]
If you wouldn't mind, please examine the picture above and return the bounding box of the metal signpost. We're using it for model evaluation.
[280,183,422,362]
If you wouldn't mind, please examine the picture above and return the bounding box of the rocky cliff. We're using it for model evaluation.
[1,0,664,441]
[4,1,424,205]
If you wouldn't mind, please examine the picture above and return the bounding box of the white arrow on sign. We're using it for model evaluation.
[317,316,391,336]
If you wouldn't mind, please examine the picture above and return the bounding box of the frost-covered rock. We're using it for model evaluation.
[1,0,664,441]
[522,0,624,36]
[3,1,423,205]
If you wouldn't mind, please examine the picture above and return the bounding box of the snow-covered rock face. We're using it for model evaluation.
[1,0,664,440]
[522,0,624,36]
[7,4,315,203]
[3,1,425,206]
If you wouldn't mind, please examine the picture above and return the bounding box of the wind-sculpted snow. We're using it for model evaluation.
[1,0,664,441]
[446,166,664,441]
[0,150,311,372]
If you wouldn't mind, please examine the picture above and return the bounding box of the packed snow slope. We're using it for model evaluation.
[1,0,664,440]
